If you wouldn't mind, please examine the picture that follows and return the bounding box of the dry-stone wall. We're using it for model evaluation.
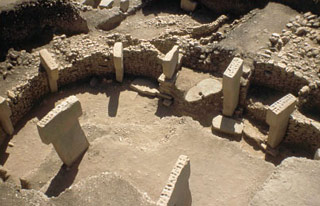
[286,112,320,152]
[252,60,309,95]
[7,72,49,125]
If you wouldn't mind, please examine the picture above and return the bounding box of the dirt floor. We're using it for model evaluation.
[1,0,319,205]
[2,80,274,206]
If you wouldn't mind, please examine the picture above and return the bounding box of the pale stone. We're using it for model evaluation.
[180,0,197,12]
[99,0,114,9]
[157,155,191,206]
[314,148,320,160]
[37,96,89,166]
[222,57,243,117]
[162,45,179,79]
[158,73,178,87]
[185,78,222,103]
[130,78,159,97]
[266,94,297,148]
[0,96,14,135]
[39,49,59,93]
[113,42,124,82]
[212,115,243,136]
[120,0,129,12]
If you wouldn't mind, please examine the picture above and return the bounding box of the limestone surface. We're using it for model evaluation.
[0,96,14,135]
[250,157,320,206]
[37,96,89,166]
[130,78,159,97]
[99,0,113,9]
[185,78,222,103]
[39,49,59,93]
[212,115,243,136]
[266,93,297,148]
[222,57,243,117]
[113,42,124,82]
[162,45,179,79]
[157,155,191,206]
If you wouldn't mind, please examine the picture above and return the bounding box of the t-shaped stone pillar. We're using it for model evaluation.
[39,49,59,93]
[157,155,191,206]
[266,94,297,148]
[37,96,89,166]
[0,96,14,135]
[113,42,124,82]
[222,57,243,117]
[162,45,179,80]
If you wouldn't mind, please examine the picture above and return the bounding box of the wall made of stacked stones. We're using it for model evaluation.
[7,72,49,125]
[285,115,320,153]
[123,46,163,80]
[252,60,309,95]
[298,84,320,113]
[245,100,268,123]
[58,52,114,86]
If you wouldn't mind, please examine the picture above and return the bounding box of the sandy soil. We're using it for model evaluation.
[221,2,299,53]
[3,80,274,206]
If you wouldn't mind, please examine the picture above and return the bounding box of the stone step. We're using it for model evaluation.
[212,115,243,136]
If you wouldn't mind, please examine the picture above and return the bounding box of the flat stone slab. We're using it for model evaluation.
[185,78,222,103]
[99,0,114,9]
[212,115,243,136]
[130,78,159,97]
[250,157,320,206]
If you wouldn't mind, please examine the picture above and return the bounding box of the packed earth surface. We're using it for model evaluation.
[0,0,320,206]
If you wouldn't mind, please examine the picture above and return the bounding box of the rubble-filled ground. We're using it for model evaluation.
[0,0,320,205]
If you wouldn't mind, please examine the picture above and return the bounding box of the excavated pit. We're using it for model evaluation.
[0,0,320,205]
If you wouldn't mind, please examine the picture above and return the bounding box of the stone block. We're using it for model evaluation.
[120,0,129,12]
[180,0,197,12]
[222,57,243,117]
[99,0,114,9]
[39,49,59,93]
[130,78,159,97]
[266,94,297,148]
[185,78,222,103]
[162,46,179,79]
[113,42,124,82]
[157,155,191,206]
[37,96,89,166]
[0,96,14,135]
[212,115,243,136]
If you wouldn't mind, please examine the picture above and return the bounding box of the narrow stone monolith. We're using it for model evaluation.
[39,49,59,93]
[222,57,243,117]
[113,42,124,82]
[266,94,297,148]
[157,155,191,206]
[37,96,89,166]
[0,96,14,135]
[162,45,179,80]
